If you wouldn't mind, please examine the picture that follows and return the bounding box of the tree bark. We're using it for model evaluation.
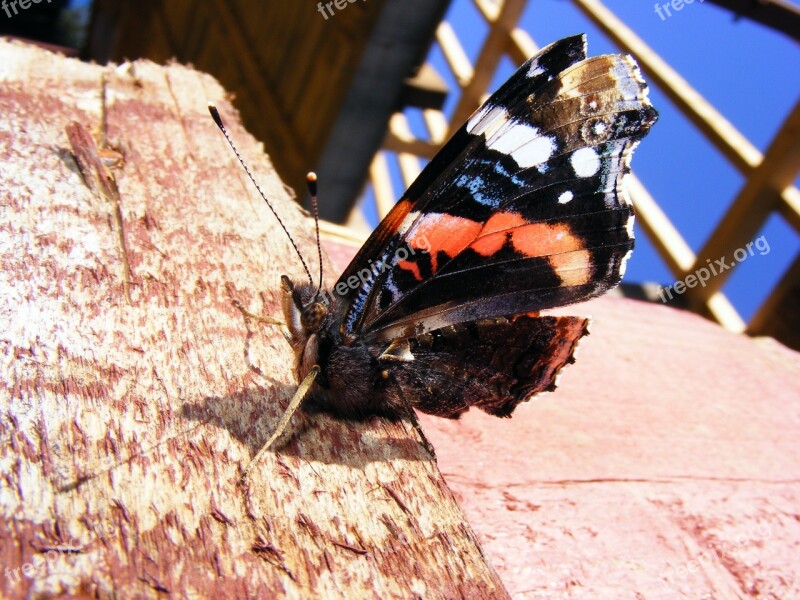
[0,39,509,599]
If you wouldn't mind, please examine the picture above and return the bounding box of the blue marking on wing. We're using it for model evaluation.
[454,158,528,208]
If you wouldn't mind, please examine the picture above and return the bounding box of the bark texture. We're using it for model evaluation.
[0,39,509,599]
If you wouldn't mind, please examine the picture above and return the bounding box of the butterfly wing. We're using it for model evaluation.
[334,34,657,343]
[385,314,589,418]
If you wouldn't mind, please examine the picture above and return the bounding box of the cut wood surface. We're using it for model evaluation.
[327,243,800,599]
[0,40,508,599]
[423,296,800,599]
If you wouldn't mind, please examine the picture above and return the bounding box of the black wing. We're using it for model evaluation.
[388,315,589,418]
[334,35,657,343]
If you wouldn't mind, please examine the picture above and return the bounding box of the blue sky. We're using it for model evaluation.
[366,0,799,324]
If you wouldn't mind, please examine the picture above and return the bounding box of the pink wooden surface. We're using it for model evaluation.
[325,238,800,599]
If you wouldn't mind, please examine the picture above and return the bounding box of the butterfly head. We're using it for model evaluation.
[281,275,328,340]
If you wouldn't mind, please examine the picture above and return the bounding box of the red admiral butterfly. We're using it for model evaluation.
[211,34,657,475]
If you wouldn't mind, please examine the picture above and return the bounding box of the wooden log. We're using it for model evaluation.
[0,39,509,599]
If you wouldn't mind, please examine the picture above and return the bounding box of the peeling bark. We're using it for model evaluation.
[0,40,509,599]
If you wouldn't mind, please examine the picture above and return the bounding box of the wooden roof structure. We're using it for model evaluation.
[84,0,800,349]
[86,0,450,222]
[336,0,800,351]
[87,0,394,199]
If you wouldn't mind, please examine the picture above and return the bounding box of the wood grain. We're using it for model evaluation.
[0,39,508,599]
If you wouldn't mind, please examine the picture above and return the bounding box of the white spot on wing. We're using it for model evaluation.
[513,136,556,169]
[487,121,539,152]
[528,64,546,78]
[487,121,556,169]
[466,104,490,133]
[619,248,633,278]
[570,147,601,177]
[558,191,574,204]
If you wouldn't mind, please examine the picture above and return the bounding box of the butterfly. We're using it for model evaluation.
[211,34,657,473]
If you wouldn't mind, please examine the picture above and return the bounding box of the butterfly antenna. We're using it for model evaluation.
[208,103,314,287]
[306,172,324,297]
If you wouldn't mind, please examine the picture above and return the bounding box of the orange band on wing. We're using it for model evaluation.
[510,222,585,257]
[401,211,591,287]
[470,214,592,286]
[397,259,423,281]
[470,212,526,256]
[408,213,483,272]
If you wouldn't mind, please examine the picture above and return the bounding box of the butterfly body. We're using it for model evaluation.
[223,34,656,458]
[280,277,407,420]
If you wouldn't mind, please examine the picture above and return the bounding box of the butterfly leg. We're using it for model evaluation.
[232,299,291,343]
[239,365,320,483]
[400,405,437,460]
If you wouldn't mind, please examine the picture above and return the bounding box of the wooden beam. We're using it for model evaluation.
[383,133,441,159]
[474,0,501,22]
[705,292,747,333]
[435,20,474,87]
[379,107,446,174]
[311,0,450,222]
[423,108,449,145]
[384,111,442,159]
[780,186,800,233]
[390,114,424,187]
[0,39,511,599]
[320,219,369,246]
[747,252,800,350]
[344,204,373,235]
[207,0,308,194]
[705,0,800,43]
[400,62,450,111]
[507,26,539,65]
[629,175,745,332]
[627,174,695,275]
[369,151,397,219]
[446,0,528,136]
[690,100,800,299]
